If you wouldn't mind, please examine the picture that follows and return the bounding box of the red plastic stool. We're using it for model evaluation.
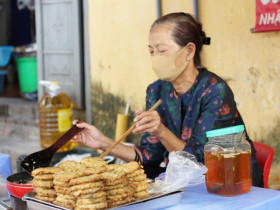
[253,142,274,188]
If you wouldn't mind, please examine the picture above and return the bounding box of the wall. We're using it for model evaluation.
[88,0,155,141]
[88,0,280,172]
[199,0,280,163]
[198,0,280,188]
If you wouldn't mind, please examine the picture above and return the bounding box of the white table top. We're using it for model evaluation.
[165,183,280,210]
[22,181,280,210]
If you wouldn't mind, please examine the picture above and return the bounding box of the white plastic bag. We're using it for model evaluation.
[148,151,208,194]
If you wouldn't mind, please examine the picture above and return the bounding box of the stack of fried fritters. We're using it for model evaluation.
[32,158,150,209]
[102,164,132,208]
[72,157,108,210]
[52,161,86,208]
[31,167,62,203]
[124,162,149,201]
[52,159,107,209]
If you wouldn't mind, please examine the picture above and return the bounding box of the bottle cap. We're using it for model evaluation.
[206,125,245,138]
[39,80,60,92]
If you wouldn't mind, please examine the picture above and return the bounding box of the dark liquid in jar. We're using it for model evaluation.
[205,150,252,196]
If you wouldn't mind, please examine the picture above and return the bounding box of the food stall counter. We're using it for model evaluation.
[164,183,280,210]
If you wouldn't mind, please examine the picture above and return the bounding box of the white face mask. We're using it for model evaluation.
[151,47,189,81]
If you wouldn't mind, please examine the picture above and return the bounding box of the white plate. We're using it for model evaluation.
[23,189,185,210]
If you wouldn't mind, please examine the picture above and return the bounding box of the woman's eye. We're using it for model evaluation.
[159,50,167,53]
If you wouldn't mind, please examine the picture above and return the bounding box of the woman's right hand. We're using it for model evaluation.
[72,120,110,150]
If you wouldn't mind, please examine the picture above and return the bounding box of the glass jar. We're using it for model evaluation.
[204,125,252,196]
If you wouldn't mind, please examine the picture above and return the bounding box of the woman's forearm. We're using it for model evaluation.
[102,137,136,162]
[99,126,184,163]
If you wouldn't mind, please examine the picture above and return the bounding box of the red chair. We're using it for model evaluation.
[253,142,274,188]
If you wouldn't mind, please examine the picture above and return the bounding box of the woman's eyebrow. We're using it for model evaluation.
[148,43,166,48]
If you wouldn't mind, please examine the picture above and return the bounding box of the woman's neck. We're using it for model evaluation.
[171,65,199,96]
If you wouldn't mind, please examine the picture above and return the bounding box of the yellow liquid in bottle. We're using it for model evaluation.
[39,92,73,151]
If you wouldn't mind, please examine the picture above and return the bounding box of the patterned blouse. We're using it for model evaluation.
[135,68,254,166]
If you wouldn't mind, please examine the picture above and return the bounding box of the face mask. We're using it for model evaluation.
[151,47,189,81]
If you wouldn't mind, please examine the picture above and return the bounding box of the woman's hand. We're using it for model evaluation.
[132,110,166,137]
[72,120,110,150]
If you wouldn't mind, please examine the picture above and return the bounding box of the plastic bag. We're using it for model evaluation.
[148,151,208,194]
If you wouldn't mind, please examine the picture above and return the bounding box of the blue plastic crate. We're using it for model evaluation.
[0,46,13,67]
[0,71,7,93]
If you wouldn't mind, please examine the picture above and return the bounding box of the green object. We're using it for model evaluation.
[15,57,38,93]
[206,125,245,138]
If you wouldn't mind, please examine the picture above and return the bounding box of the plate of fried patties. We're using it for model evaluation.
[30,157,149,210]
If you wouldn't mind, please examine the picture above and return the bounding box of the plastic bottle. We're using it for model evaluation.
[39,80,74,151]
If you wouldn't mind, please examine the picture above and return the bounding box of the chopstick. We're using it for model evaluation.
[100,99,163,158]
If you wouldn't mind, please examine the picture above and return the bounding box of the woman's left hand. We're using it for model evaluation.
[132,110,165,137]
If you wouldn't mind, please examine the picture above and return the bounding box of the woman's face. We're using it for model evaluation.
[149,23,189,67]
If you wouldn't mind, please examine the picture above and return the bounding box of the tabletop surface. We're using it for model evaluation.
[165,183,280,210]
[14,182,280,210]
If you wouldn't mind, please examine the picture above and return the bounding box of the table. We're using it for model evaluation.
[165,183,280,210]
[16,182,280,210]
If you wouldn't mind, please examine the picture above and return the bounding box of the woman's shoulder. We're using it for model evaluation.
[148,79,165,88]
[199,67,233,94]
[200,68,226,84]
[146,79,170,94]
[192,68,235,103]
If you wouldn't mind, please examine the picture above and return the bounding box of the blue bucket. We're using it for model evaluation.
[0,46,13,67]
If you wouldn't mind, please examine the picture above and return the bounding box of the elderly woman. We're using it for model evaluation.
[73,12,263,187]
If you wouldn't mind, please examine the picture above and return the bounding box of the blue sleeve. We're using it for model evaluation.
[134,84,166,166]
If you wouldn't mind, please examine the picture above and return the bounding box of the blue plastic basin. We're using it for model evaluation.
[0,46,13,67]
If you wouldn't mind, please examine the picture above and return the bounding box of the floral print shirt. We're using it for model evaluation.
[135,68,252,166]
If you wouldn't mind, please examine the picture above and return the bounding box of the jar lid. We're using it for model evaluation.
[206,125,245,138]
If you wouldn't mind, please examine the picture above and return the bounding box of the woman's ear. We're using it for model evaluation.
[186,42,196,60]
